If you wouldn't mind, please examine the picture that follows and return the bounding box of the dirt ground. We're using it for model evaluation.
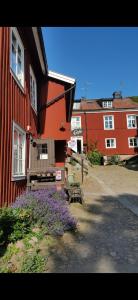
[45,164,138,273]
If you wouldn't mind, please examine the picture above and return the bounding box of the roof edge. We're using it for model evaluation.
[48,70,76,85]
[32,27,48,75]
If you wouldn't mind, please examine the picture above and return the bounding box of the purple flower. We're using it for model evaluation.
[11,188,77,235]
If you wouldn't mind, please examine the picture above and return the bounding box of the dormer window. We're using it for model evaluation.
[102,101,112,108]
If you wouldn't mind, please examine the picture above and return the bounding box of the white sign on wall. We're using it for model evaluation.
[68,138,77,153]
[40,154,48,160]
[56,170,62,180]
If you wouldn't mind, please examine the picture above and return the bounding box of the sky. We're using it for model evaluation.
[42,27,138,100]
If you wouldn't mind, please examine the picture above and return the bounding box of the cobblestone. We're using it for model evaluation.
[47,165,138,272]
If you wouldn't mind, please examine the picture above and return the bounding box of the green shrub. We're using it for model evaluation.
[21,251,47,273]
[87,150,102,165]
[0,208,32,245]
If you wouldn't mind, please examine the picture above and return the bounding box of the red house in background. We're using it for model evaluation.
[39,71,76,167]
[71,91,138,161]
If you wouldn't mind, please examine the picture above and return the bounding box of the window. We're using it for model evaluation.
[71,116,81,130]
[10,27,24,88]
[73,102,80,110]
[37,144,48,160]
[12,122,26,178]
[127,115,137,129]
[104,115,114,130]
[102,101,112,108]
[105,138,116,148]
[30,66,37,111]
[128,137,138,148]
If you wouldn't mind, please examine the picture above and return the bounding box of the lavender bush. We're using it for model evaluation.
[12,188,77,236]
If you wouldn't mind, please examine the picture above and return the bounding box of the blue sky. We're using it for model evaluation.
[42,27,138,99]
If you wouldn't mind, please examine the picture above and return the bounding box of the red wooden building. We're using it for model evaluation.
[39,71,76,167]
[0,27,76,206]
[71,92,138,161]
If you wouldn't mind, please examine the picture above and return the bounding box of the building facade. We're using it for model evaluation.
[0,27,76,206]
[39,71,76,167]
[71,92,138,160]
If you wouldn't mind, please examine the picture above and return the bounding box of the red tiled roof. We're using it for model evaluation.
[79,98,138,110]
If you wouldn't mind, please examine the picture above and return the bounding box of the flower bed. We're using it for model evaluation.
[12,188,77,236]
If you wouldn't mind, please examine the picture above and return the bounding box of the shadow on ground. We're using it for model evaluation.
[46,193,138,273]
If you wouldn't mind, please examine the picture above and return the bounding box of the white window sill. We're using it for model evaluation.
[129,146,138,148]
[104,128,114,130]
[106,147,116,149]
[10,69,25,94]
[127,127,137,129]
[12,175,26,181]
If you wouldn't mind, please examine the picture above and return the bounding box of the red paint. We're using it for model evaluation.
[40,79,72,166]
[0,27,46,206]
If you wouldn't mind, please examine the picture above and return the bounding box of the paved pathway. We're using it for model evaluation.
[46,166,138,273]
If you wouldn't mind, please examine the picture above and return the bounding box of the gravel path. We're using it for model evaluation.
[46,165,138,273]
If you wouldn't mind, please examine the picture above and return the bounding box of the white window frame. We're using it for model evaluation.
[73,102,80,110]
[12,121,26,180]
[127,114,137,129]
[128,137,138,148]
[102,101,112,108]
[71,116,81,130]
[30,65,37,112]
[105,138,116,149]
[103,115,114,130]
[10,27,24,89]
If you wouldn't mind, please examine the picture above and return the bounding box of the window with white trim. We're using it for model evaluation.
[12,122,26,178]
[10,27,24,88]
[71,116,81,130]
[30,65,37,111]
[127,115,137,129]
[73,102,80,110]
[102,101,112,108]
[104,115,114,129]
[105,138,116,148]
[128,137,138,148]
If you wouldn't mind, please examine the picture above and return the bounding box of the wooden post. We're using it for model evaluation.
[81,157,84,183]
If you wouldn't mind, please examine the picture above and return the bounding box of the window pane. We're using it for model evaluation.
[12,44,16,74]
[14,129,18,174]
[19,160,23,173]
[42,144,47,154]
[13,125,25,176]
[134,139,137,146]
[111,139,114,147]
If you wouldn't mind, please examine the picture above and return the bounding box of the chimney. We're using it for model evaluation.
[113,91,122,99]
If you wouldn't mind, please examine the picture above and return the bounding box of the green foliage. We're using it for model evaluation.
[130,96,138,103]
[87,150,102,165]
[0,243,19,273]
[0,207,32,245]
[21,251,47,273]
[70,157,76,166]
[69,182,80,187]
